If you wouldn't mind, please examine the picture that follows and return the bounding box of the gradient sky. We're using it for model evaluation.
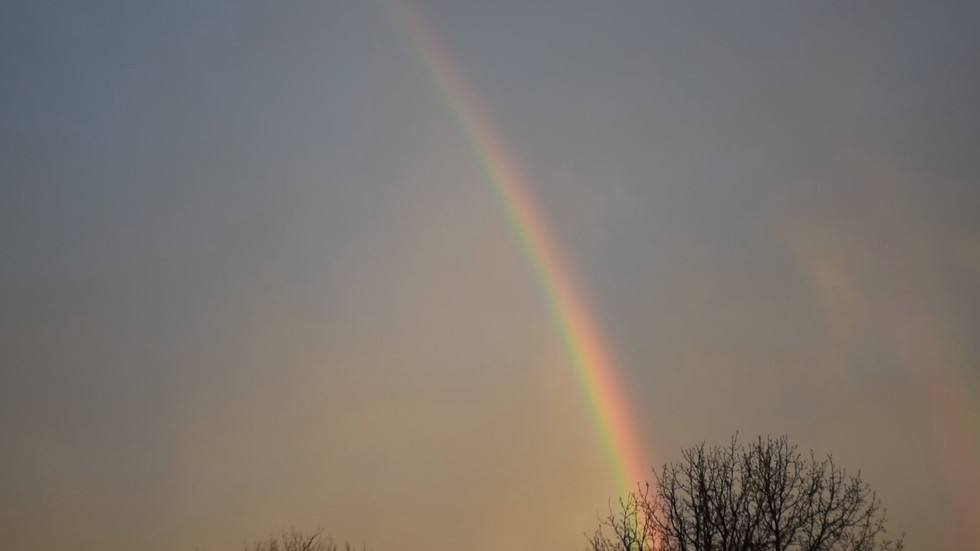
[2,1,979,550]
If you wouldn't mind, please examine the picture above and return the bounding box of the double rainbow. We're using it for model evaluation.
[381,0,650,497]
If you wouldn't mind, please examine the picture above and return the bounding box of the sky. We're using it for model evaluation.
[1,1,978,550]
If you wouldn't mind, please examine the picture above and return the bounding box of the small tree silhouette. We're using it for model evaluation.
[589,490,657,551]
[245,528,365,551]
[590,434,904,551]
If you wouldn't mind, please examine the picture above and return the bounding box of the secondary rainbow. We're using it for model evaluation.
[381,0,650,496]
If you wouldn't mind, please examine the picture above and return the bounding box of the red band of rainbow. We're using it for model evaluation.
[381,0,651,497]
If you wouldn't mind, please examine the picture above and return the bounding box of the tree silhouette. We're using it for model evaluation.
[589,490,657,551]
[589,435,904,551]
[244,528,365,551]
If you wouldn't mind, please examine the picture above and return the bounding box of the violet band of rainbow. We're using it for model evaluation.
[381,0,651,497]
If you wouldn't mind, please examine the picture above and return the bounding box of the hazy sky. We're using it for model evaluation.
[2,1,978,550]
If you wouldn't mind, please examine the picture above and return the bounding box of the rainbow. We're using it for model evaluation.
[380,0,650,497]
[800,244,980,549]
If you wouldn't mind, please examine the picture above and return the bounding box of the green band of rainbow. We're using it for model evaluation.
[381,0,650,497]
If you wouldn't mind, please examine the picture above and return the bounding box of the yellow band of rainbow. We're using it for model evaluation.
[381,0,651,497]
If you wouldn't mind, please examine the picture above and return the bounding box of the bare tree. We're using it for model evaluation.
[245,528,365,551]
[590,490,657,551]
[590,435,904,551]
